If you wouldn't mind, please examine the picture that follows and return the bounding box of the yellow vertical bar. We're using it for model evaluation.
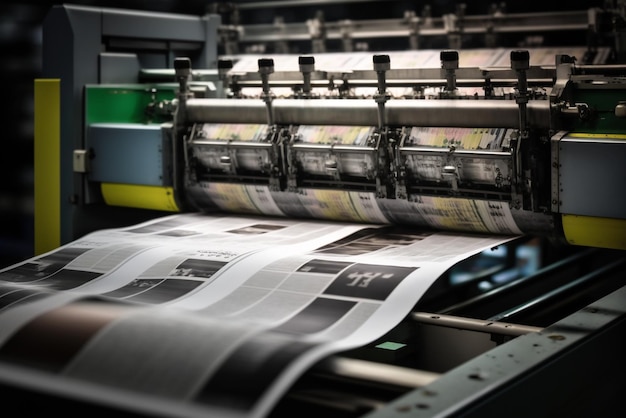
[34,79,61,255]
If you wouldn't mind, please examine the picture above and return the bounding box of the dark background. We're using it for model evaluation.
[0,0,609,268]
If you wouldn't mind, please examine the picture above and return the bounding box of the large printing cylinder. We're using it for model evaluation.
[184,98,552,129]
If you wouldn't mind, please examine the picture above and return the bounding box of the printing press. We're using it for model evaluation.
[17,2,626,416]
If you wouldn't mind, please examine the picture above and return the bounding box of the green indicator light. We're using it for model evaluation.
[375,341,406,351]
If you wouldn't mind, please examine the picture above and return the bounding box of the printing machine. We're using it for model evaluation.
[18,2,626,417]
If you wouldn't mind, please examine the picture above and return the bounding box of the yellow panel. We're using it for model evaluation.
[562,214,626,250]
[101,183,180,212]
[34,79,60,255]
[567,133,626,140]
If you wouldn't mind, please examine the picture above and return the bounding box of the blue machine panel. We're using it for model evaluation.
[87,123,170,186]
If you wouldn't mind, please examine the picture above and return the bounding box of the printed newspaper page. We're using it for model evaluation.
[0,213,516,418]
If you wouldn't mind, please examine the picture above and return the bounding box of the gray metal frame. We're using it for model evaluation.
[41,4,220,244]
[362,283,626,418]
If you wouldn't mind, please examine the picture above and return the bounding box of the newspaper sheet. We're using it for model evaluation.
[0,213,516,418]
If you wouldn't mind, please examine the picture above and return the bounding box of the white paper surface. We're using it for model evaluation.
[0,212,516,417]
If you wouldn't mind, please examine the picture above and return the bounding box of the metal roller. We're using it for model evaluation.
[186,98,268,123]
[184,98,551,128]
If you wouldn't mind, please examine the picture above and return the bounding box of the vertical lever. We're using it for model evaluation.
[172,57,193,211]
[373,54,392,199]
[217,59,237,97]
[440,50,458,95]
[174,57,192,99]
[510,49,530,210]
[373,54,391,130]
[173,57,193,127]
[298,55,315,98]
[217,59,232,83]
[258,58,275,126]
[511,50,530,136]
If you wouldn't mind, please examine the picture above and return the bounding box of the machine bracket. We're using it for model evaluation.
[550,130,568,213]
